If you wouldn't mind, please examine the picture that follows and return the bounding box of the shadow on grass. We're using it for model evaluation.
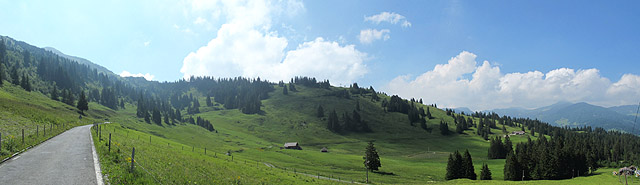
[373,171,396,176]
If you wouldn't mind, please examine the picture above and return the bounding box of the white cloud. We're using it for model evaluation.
[180,0,368,85]
[193,17,207,25]
[385,51,640,110]
[120,71,155,81]
[358,29,390,44]
[143,41,150,47]
[365,12,412,28]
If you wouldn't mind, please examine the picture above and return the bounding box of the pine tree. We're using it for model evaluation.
[206,94,212,106]
[316,105,324,117]
[283,84,289,95]
[426,107,432,119]
[445,152,457,180]
[152,108,162,125]
[175,109,182,122]
[480,163,492,180]
[11,66,19,85]
[504,152,520,181]
[462,149,477,180]
[77,91,89,113]
[144,111,151,123]
[364,141,381,171]
[504,136,513,156]
[51,86,59,101]
[439,120,450,135]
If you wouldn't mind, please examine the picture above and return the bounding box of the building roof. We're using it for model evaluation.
[284,142,299,147]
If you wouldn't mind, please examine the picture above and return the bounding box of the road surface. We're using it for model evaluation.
[0,124,102,185]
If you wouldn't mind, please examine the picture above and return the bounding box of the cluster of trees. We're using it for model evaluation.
[439,120,451,135]
[190,77,273,114]
[187,116,215,132]
[487,136,513,159]
[453,114,473,134]
[326,109,371,133]
[289,76,330,89]
[445,150,477,180]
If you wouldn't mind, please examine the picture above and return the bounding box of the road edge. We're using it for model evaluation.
[90,126,104,185]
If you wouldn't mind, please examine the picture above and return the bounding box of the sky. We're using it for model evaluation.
[1,0,639,111]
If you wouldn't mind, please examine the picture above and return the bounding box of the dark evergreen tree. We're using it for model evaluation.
[152,108,162,125]
[77,91,89,113]
[480,163,492,180]
[426,107,433,119]
[462,149,477,180]
[439,120,450,135]
[445,152,457,180]
[144,111,151,123]
[316,105,324,118]
[11,66,19,85]
[327,110,339,132]
[288,83,297,92]
[51,86,59,101]
[504,152,520,181]
[364,141,381,171]
[164,113,170,125]
[206,94,212,106]
[283,85,288,95]
[175,109,182,122]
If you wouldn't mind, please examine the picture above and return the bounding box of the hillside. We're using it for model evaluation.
[489,102,639,133]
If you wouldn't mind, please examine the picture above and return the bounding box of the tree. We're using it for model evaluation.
[0,38,6,64]
[316,105,324,117]
[426,107,433,119]
[206,94,213,106]
[20,74,31,91]
[152,108,162,125]
[51,86,59,101]
[11,66,19,85]
[504,152,520,181]
[282,84,289,95]
[480,163,492,180]
[364,141,381,171]
[327,110,339,132]
[462,149,477,180]
[144,111,150,123]
[446,150,464,180]
[440,120,450,135]
[77,91,89,113]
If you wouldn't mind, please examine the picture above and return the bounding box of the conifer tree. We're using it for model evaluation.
[445,152,457,180]
[51,86,59,101]
[152,108,162,125]
[77,91,89,113]
[426,107,432,119]
[462,149,477,180]
[364,141,381,171]
[439,120,450,135]
[504,152,520,181]
[144,111,151,123]
[11,66,19,85]
[206,94,212,106]
[480,163,492,180]
[316,105,324,117]
[282,84,288,95]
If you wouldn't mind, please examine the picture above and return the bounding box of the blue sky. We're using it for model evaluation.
[1,0,639,110]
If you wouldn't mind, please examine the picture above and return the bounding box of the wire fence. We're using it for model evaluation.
[92,123,369,184]
[0,122,77,161]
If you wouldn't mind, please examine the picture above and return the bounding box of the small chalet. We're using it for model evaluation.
[510,131,525,135]
[321,147,328,153]
[284,142,302,150]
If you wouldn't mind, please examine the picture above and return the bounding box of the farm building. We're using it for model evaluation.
[284,142,302,150]
[510,131,525,135]
[321,147,328,152]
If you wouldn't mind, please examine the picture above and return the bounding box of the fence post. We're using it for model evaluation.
[130,147,135,172]
[44,125,46,136]
[192,146,194,152]
[22,129,24,145]
[108,133,111,152]
[205,148,207,155]
[37,126,38,137]
[1,132,2,152]
[149,136,151,144]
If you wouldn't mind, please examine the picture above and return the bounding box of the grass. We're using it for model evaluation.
[0,84,105,159]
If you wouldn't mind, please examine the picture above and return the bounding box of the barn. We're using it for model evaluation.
[284,142,302,150]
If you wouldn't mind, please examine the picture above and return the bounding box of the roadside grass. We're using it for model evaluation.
[0,84,105,160]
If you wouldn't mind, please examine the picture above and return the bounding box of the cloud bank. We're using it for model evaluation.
[179,0,367,85]
[359,29,390,44]
[385,51,640,111]
[120,70,155,81]
[364,12,412,28]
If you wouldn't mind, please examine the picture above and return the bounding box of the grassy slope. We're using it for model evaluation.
[100,85,583,184]
[0,83,112,159]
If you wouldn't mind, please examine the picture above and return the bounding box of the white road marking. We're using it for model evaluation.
[90,130,104,185]
[12,156,20,161]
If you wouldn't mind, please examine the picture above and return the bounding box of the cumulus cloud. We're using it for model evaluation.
[385,51,640,110]
[365,12,411,28]
[120,71,155,81]
[180,0,367,85]
[358,29,390,44]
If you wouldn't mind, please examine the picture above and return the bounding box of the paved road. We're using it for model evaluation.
[0,125,101,185]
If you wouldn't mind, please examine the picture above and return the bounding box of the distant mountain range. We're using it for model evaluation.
[473,102,640,133]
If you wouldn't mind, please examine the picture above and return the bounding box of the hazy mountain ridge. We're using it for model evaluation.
[488,101,639,132]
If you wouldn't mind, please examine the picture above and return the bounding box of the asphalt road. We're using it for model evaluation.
[0,124,101,185]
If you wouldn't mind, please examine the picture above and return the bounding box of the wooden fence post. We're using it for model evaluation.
[192,146,194,152]
[108,133,111,152]
[130,147,135,172]
[22,129,24,145]
[37,126,38,137]
[205,148,207,155]
[149,136,151,144]
[1,132,3,152]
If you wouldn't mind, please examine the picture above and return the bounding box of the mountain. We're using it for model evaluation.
[609,104,640,116]
[453,107,473,114]
[489,102,639,132]
[44,47,114,75]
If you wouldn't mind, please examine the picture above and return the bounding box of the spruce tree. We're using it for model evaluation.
[11,66,19,85]
[206,94,212,106]
[77,91,89,113]
[462,149,477,180]
[152,108,162,125]
[426,107,432,119]
[439,120,450,135]
[445,153,457,180]
[144,111,151,123]
[504,152,520,181]
[283,84,288,95]
[364,141,381,171]
[480,163,492,180]
[51,86,59,101]
[317,105,324,117]
[504,136,513,156]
